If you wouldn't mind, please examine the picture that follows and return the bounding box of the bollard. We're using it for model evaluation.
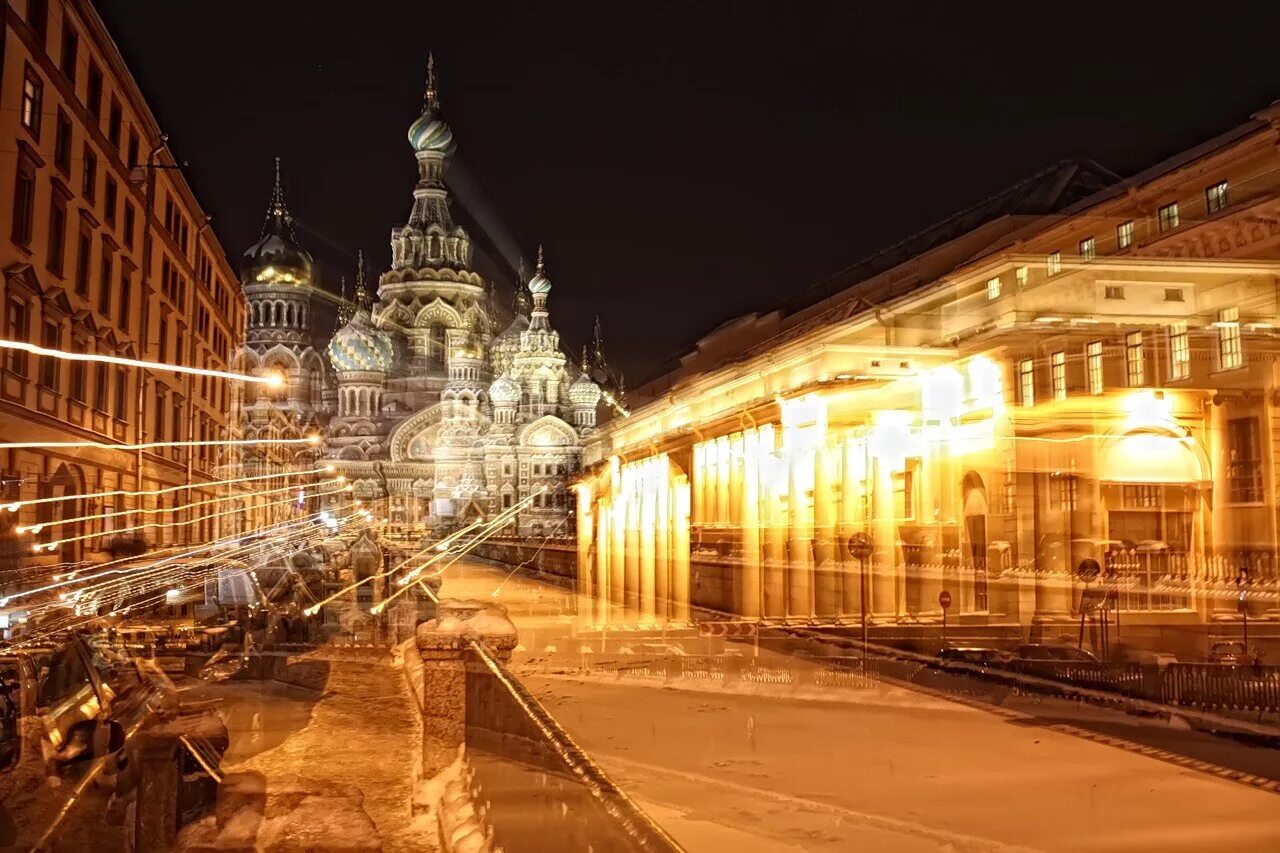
[416,599,518,778]
[133,729,181,853]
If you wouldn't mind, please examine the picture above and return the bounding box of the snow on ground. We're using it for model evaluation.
[442,559,1280,853]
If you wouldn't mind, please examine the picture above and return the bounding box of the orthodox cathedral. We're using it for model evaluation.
[236,60,619,537]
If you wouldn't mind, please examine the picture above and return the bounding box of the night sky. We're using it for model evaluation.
[99,1,1280,383]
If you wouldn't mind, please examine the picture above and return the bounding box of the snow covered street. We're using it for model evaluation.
[442,560,1280,852]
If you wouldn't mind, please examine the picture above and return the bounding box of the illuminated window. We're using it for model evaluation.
[1169,321,1190,380]
[1051,351,1066,400]
[1052,473,1078,512]
[1123,485,1160,508]
[1117,220,1134,250]
[1125,332,1144,386]
[1015,265,1028,288]
[20,67,42,137]
[1157,202,1179,232]
[1086,341,1103,394]
[1205,180,1229,214]
[1046,251,1062,276]
[986,276,1001,300]
[1079,236,1095,261]
[1218,306,1242,370]
[1227,417,1263,503]
[1018,359,1035,406]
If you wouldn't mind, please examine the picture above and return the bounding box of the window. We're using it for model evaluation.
[104,176,118,227]
[153,390,165,440]
[21,67,42,137]
[1125,332,1144,386]
[1169,321,1190,380]
[59,23,77,83]
[427,324,446,368]
[117,263,132,327]
[69,358,85,402]
[12,154,38,247]
[1205,180,1229,214]
[93,362,108,411]
[113,367,127,417]
[81,147,97,201]
[1123,485,1161,509]
[1117,220,1134,250]
[1164,288,1184,302]
[1046,251,1061,276]
[1086,341,1103,394]
[1079,236,1095,261]
[5,298,30,376]
[1051,351,1066,400]
[28,0,48,45]
[98,248,113,315]
[1053,473,1078,513]
[126,132,139,169]
[86,61,103,118]
[1218,306,1242,370]
[986,276,1001,300]
[108,100,122,148]
[1157,202,1179,232]
[1104,285,1124,300]
[157,317,168,363]
[1015,265,1028,288]
[74,226,91,296]
[123,202,136,249]
[1227,417,1263,503]
[54,108,72,174]
[502,493,513,509]
[892,466,916,520]
[39,320,59,389]
[46,185,68,276]
[1018,359,1034,406]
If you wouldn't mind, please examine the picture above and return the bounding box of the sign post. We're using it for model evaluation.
[938,590,952,645]
[1237,566,1249,660]
[848,534,874,658]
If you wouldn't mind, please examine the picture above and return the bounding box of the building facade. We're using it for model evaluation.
[0,0,244,590]
[577,102,1280,656]
[315,63,607,538]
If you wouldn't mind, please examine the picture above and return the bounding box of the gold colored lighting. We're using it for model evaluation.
[0,338,278,385]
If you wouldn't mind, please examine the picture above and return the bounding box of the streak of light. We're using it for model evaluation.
[15,477,343,535]
[0,435,321,452]
[1,466,334,513]
[0,337,282,386]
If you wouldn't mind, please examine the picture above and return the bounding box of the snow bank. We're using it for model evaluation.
[413,744,498,853]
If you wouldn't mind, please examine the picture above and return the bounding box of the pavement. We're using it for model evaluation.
[441,559,1280,853]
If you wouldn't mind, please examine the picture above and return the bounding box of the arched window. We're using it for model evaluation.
[427,324,446,369]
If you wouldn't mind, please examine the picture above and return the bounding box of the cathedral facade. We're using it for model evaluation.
[238,63,611,539]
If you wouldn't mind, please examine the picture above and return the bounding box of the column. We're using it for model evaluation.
[692,443,705,524]
[655,467,671,622]
[813,440,838,619]
[672,478,691,623]
[871,455,898,617]
[595,500,610,625]
[610,497,625,623]
[740,428,763,619]
[576,485,593,606]
[624,478,641,623]
[716,435,730,525]
[762,449,788,619]
[788,448,814,619]
[840,435,867,619]
[640,466,657,624]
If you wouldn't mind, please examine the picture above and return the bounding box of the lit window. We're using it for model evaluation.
[20,68,42,136]
[1046,251,1062,276]
[1205,180,1229,214]
[1125,332,1144,386]
[1015,265,1028,288]
[1117,220,1134,250]
[1086,341,1103,394]
[1227,417,1263,503]
[1169,322,1190,380]
[1051,351,1066,400]
[1079,236,1095,261]
[1018,359,1035,406]
[1157,202,1179,232]
[986,276,1001,300]
[1218,306,1242,370]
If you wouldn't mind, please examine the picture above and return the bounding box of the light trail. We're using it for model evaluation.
[30,485,350,553]
[15,477,343,535]
[1,466,334,513]
[0,337,283,386]
[0,435,321,452]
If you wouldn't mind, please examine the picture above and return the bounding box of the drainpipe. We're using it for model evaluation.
[133,135,167,523]
[185,217,212,543]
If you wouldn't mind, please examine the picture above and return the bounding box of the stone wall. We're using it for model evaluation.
[468,540,577,583]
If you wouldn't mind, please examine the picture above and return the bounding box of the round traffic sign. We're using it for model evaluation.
[938,590,952,609]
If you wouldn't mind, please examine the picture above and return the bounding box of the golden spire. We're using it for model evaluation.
[424,52,439,112]
[536,244,545,274]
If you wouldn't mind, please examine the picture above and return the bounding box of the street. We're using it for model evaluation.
[441,560,1280,852]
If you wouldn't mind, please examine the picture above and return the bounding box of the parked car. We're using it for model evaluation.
[1208,641,1254,665]
[911,646,1012,703]
[0,634,125,776]
[1008,644,1099,663]
[617,643,686,657]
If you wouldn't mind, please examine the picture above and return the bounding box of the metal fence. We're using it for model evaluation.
[463,641,683,852]
[1163,663,1280,713]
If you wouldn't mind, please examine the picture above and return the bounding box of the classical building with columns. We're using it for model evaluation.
[577,101,1280,655]
[322,62,608,538]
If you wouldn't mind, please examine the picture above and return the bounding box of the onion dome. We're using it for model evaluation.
[489,374,520,405]
[242,158,313,285]
[569,369,602,407]
[328,310,395,374]
[408,54,455,155]
[527,245,551,295]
